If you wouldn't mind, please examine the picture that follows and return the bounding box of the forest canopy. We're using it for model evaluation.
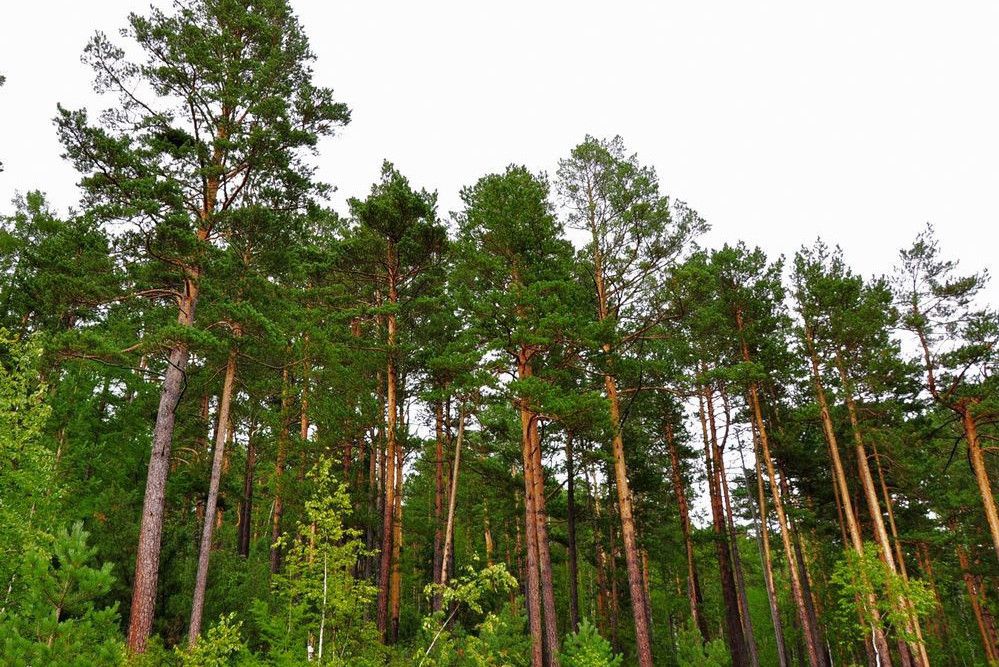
[0,1,997,666]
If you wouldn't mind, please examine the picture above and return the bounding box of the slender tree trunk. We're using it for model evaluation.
[699,388,748,666]
[715,388,759,666]
[742,428,789,667]
[188,344,238,644]
[804,330,892,665]
[390,439,403,643]
[916,324,999,563]
[270,363,292,574]
[779,468,829,667]
[915,542,948,642]
[587,463,610,638]
[744,379,823,667]
[959,404,999,562]
[484,502,494,566]
[603,371,653,667]
[127,155,218,651]
[565,433,580,632]
[439,409,465,587]
[665,422,709,641]
[588,246,653,667]
[956,541,999,663]
[237,421,257,558]
[528,413,561,666]
[377,252,399,640]
[834,353,925,666]
[432,400,446,611]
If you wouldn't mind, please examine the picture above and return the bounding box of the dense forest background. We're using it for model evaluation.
[1,1,997,666]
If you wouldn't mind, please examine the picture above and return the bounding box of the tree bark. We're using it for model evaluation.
[188,345,238,644]
[665,421,708,641]
[742,427,789,667]
[603,371,653,667]
[956,541,999,663]
[270,363,292,575]
[377,247,399,640]
[439,409,465,587]
[528,413,560,666]
[959,403,999,562]
[127,287,198,653]
[699,388,749,666]
[715,388,759,667]
[390,438,403,643]
[237,421,257,558]
[565,433,580,632]
[520,386,545,667]
[804,330,892,665]
[742,375,823,667]
[432,400,446,611]
[834,353,925,666]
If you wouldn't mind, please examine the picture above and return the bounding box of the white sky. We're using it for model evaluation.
[2,1,997,294]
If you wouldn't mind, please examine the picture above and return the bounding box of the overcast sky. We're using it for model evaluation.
[2,1,997,295]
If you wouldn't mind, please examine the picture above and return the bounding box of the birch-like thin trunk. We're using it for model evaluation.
[439,409,465,587]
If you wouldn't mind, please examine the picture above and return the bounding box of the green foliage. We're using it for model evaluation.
[829,544,936,645]
[675,619,730,667]
[176,614,252,667]
[560,620,621,667]
[416,563,521,667]
[0,331,55,592]
[0,521,123,665]
[249,457,380,665]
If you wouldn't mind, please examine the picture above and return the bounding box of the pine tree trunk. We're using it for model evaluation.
[390,439,403,643]
[528,413,561,666]
[743,427,789,667]
[483,502,494,566]
[377,252,399,640]
[565,433,580,632]
[699,388,749,666]
[432,400,446,611]
[716,388,759,667]
[521,399,545,667]
[665,422,708,641]
[127,287,198,653]
[956,541,999,663]
[188,345,238,644]
[603,371,653,667]
[270,363,292,575]
[959,404,999,562]
[439,410,465,587]
[745,378,824,667]
[804,331,892,665]
[834,354,925,666]
[237,421,257,558]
